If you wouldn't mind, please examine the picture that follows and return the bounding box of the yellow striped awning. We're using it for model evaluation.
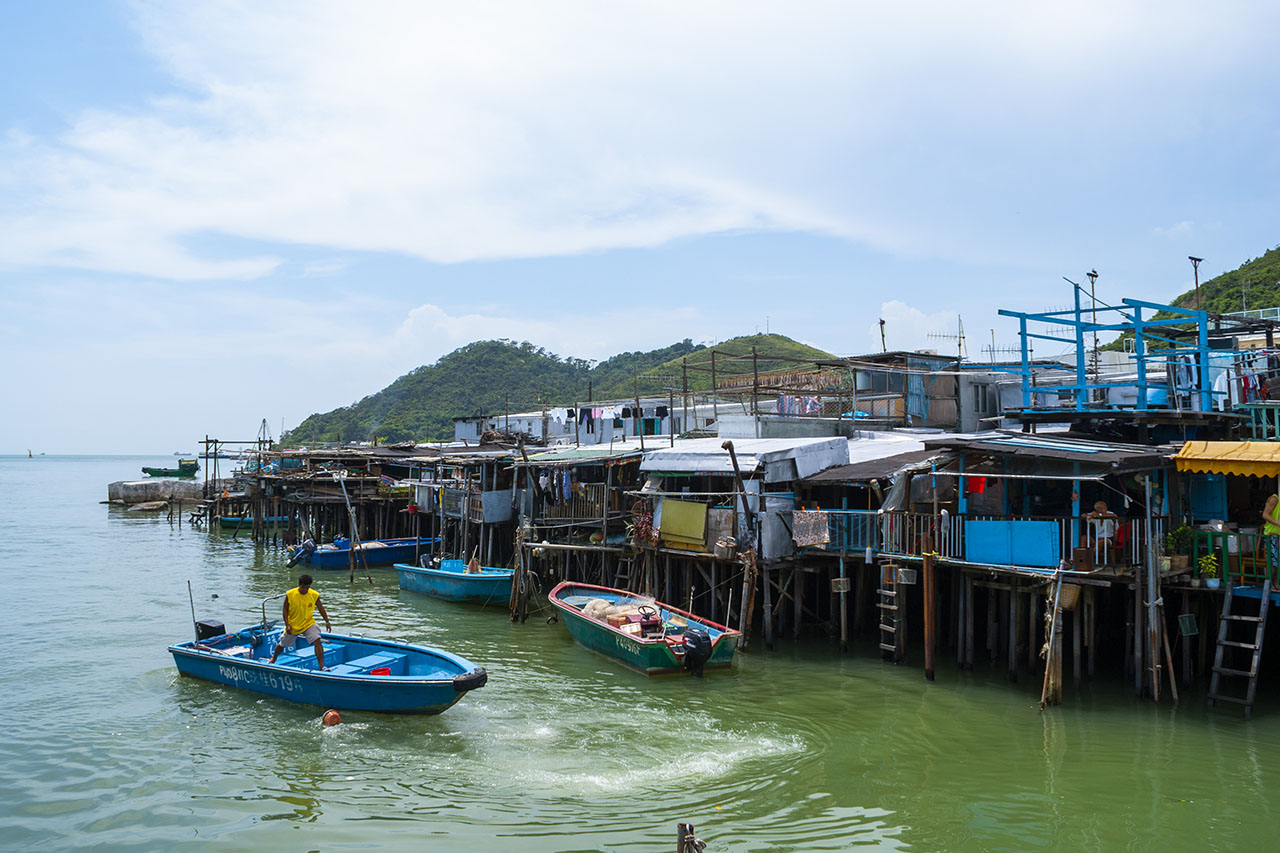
[1173,441,1280,477]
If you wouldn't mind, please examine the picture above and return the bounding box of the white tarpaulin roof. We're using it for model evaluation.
[639,437,848,482]
[843,431,927,466]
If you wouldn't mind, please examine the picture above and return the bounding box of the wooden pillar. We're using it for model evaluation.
[788,563,798,637]
[986,585,998,665]
[923,548,936,681]
[1008,578,1018,682]
[664,552,672,603]
[710,560,719,622]
[1046,610,1063,706]
[1027,588,1038,670]
[763,565,775,650]
[854,560,868,635]
[1086,586,1096,680]
[1133,574,1144,696]
[839,555,849,652]
[1181,589,1193,685]
[1072,602,1082,687]
[963,572,975,669]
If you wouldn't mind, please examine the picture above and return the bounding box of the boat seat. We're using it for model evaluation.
[274,654,304,667]
[344,651,408,675]
[290,643,348,667]
[326,663,362,675]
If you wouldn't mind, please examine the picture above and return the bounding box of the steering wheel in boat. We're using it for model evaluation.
[637,605,658,619]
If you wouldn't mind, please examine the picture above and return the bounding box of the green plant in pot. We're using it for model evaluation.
[1199,552,1220,589]
[1164,524,1194,571]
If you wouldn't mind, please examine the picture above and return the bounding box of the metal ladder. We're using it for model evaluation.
[1208,585,1270,718]
[878,564,903,662]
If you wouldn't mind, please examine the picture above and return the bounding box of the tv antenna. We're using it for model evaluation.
[927,315,968,361]
[982,329,1023,363]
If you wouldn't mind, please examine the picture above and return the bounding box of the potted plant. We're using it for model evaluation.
[1164,525,1194,571]
[1199,552,1220,590]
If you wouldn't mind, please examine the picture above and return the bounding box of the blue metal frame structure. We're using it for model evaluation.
[998,292,1214,414]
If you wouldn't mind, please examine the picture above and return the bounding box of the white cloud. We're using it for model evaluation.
[1152,220,1195,238]
[868,300,963,354]
[390,302,705,367]
[2,1,1276,279]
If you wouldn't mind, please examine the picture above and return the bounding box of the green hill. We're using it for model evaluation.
[1168,245,1280,315]
[1101,244,1280,351]
[283,333,834,445]
[594,332,836,397]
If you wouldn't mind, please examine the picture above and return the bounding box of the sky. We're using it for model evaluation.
[3,1,1279,453]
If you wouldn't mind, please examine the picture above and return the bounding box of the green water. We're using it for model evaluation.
[2,456,1277,851]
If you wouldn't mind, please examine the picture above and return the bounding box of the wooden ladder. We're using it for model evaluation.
[878,564,903,663]
[614,553,638,591]
[1208,585,1270,718]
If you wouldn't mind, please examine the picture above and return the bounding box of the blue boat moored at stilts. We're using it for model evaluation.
[396,559,514,604]
[169,622,487,714]
[287,536,441,569]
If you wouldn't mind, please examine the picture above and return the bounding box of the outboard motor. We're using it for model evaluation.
[682,628,713,678]
[286,538,316,568]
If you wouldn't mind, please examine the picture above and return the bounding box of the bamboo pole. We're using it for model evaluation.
[1040,569,1064,710]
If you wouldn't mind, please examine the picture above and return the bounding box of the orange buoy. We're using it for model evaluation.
[322,709,341,726]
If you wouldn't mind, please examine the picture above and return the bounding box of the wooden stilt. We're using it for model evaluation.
[964,573,975,669]
[1041,571,1065,709]
[1008,579,1018,682]
[1181,589,1193,686]
[1027,589,1038,670]
[1133,574,1144,696]
[763,564,775,650]
[923,548,936,681]
[987,585,998,665]
[839,555,849,652]
[854,560,868,635]
[1072,604,1082,687]
[1160,606,1180,707]
[1086,586,1096,680]
[793,567,803,641]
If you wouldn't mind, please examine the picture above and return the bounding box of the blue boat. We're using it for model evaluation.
[287,536,440,569]
[169,623,487,714]
[396,559,514,604]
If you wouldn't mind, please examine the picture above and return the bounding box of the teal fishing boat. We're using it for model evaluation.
[548,581,740,676]
[217,515,291,530]
[142,459,199,478]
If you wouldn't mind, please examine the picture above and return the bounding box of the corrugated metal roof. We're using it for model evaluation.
[803,449,941,484]
[921,431,1170,470]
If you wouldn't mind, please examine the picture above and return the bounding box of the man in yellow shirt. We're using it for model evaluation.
[268,574,333,669]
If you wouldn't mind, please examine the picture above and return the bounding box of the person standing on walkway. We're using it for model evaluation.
[268,574,333,669]
[1262,494,1280,592]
